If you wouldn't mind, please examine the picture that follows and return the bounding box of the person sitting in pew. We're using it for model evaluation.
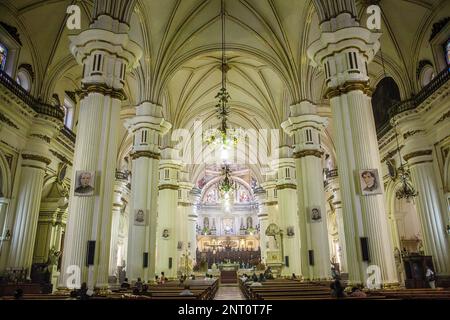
[264,267,274,280]
[330,278,346,298]
[251,272,258,282]
[13,288,24,300]
[179,284,194,296]
[258,273,266,282]
[349,286,367,297]
[135,278,143,292]
[121,278,131,289]
[249,281,262,287]
[291,273,297,280]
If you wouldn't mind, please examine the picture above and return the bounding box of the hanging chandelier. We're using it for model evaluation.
[204,0,242,162]
[379,46,418,201]
[218,165,236,197]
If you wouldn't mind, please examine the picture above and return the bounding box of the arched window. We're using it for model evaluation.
[16,69,32,92]
[371,77,401,131]
[419,64,436,88]
[0,43,7,71]
[63,96,75,129]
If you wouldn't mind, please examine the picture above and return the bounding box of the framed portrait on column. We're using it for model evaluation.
[74,170,96,196]
[134,209,148,226]
[358,169,382,195]
[309,206,322,222]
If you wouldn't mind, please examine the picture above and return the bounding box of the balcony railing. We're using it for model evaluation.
[0,68,65,122]
[324,168,338,188]
[325,169,338,179]
[388,68,450,119]
[61,125,76,143]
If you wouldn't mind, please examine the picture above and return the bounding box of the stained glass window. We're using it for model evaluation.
[445,39,450,68]
[0,43,7,71]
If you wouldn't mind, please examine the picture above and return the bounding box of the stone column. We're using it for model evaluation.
[308,22,397,285]
[272,148,301,276]
[0,198,11,272]
[254,187,269,264]
[177,171,195,269]
[59,17,142,290]
[282,101,330,279]
[0,198,10,242]
[156,149,181,279]
[125,102,171,282]
[396,121,450,275]
[188,187,201,264]
[325,169,348,273]
[259,180,280,263]
[8,117,60,278]
[108,172,127,278]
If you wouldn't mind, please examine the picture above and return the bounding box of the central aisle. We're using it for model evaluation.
[214,285,246,300]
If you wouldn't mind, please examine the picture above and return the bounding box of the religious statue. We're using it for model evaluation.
[47,246,61,266]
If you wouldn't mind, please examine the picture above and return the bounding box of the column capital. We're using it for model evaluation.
[126,102,172,160]
[282,102,326,158]
[70,27,142,96]
[307,26,381,90]
[125,102,172,134]
[395,117,433,165]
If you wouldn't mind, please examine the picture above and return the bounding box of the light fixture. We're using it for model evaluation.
[379,45,418,202]
[218,165,235,197]
[204,0,242,163]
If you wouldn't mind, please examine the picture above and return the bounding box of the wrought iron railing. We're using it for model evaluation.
[61,125,76,143]
[115,170,129,180]
[324,168,338,188]
[0,68,64,122]
[325,168,338,180]
[388,68,450,119]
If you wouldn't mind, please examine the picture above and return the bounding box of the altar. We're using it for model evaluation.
[218,262,239,271]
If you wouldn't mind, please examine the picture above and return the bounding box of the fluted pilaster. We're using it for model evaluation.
[125,102,171,282]
[282,102,330,279]
[59,21,142,290]
[308,24,397,285]
[271,149,301,276]
[7,117,60,277]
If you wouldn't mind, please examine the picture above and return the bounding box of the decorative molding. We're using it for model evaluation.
[30,133,51,143]
[403,150,432,162]
[178,202,192,207]
[434,110,450,125]
[0,21,22,45]
[0,113,19,129]
[64,91,77,103]
[79,83,127,101]
[381,146,404,163]
[403,130,425,140]
[276,183,297,190]
[49,149,72,166]
[21,153,51,165]
[325,81,372,99]
[158,184,179,190]
[293,150,324,159]
[130,150,160,160]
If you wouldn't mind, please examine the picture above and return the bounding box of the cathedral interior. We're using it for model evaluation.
[0,0,449,303]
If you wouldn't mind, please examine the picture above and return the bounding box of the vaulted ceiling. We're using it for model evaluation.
[1,0,448,181]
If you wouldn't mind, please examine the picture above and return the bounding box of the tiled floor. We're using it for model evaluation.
[214,285,246,300]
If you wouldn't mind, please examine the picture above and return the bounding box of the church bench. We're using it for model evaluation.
[260,295,389,300]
